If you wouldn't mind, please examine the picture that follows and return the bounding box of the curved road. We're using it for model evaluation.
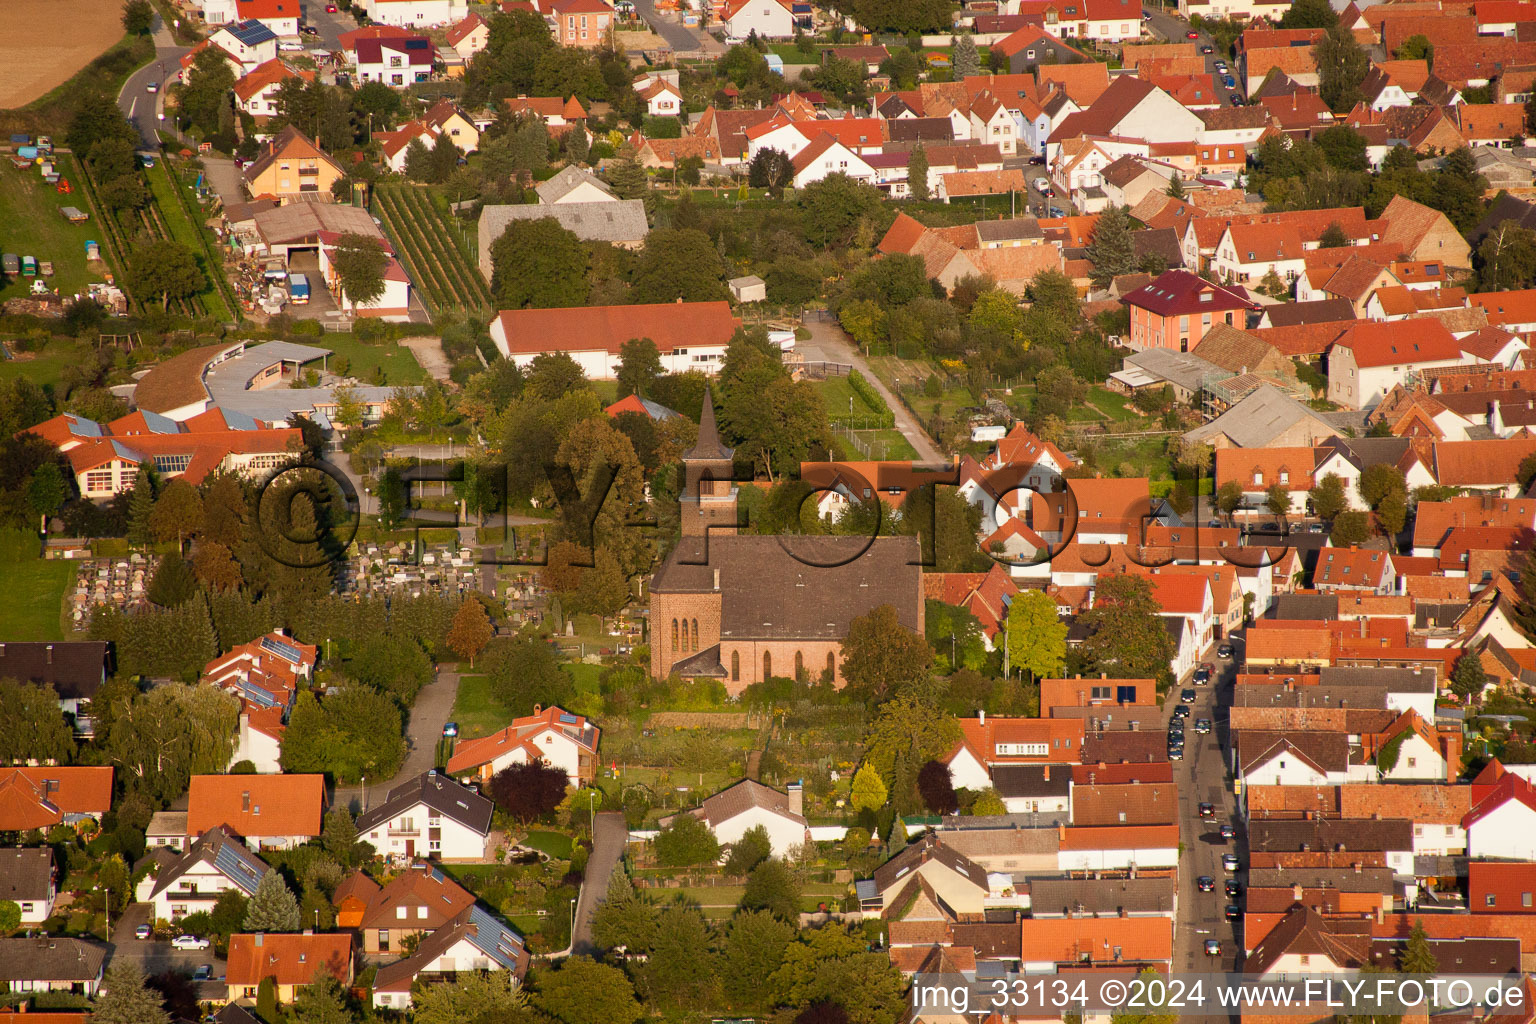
[801,319,945,464]
[118,12,188,147]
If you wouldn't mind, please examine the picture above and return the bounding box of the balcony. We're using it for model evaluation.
[387,827,420,837]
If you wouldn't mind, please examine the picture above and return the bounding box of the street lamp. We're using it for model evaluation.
[569,897,577,943]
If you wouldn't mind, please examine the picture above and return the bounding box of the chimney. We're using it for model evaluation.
[787,780,803,817]
[713,569,720,591]
[45,644,52,664]
[978,709,985,725]
[255,932,264,946]
[303,928,313,936]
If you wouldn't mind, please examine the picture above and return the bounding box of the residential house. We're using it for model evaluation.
[1464,769,1536,860]
[348,862,475,954]
[202,630,315,709]
[488,302,738,377]
[374,119,439,174]
[233,59,312,119]
[1313,545,1396,593]
[371,907,529,1009]
[234,0,299,35]
[186,774,326,850]
[0,767,113,831]
[241,126,345,202]
[503,94,588,131]
[354,35,434,87]
[0,640,110,720]
[445,12,488,57]
[674,779,808,857]
[721,0,795,38]
[790,134,877,188]
[445,705,601,787]
[1048,76,1204,159]
[942,716,1085,791]
[424,99,480,152]
[356,771,494,861]
[1327,319,1476,410]
[355,0,466,27]
[226,933,353,1003]
[135,825,268,923]
[207,21,279,71]
[636,77,682,117]
[1121,269,1256,352]
[0,848,55,925]
[0,938,105,997]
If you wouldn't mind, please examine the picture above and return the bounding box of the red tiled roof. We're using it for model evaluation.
[187,774,326,840]
[1331,318,1462,367]
[1121,269,1253,317]
[226,933,353,987]
[493,302,739,357]
[0,767,113,830]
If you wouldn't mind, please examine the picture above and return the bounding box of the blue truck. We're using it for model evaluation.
[288,273,310,304]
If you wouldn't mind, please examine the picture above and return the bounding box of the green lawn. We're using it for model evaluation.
[831,428,919,461]
[521,830,574,859]
[563,662,603,693]
[0,558,76,640]
[312,333,425,386]
[449,674,510,740]
[148,161,233,320]
[0,156,117,304]
[0,339,86,392]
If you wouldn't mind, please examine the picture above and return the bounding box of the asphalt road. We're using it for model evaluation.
[1170,631,1246,977]
[628,0,715,54]
[300,1,359,50]
[571,811,628,955]
[109,905,226,998]
[117,12,188,148]
[333,666,463,814]
[1142,4,1246,105]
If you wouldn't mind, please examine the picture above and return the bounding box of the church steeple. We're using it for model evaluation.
[680,386,737,537]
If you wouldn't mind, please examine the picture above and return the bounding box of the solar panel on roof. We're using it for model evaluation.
[213,844,264,894]
[558,713,579,724]
[260,635,304,664]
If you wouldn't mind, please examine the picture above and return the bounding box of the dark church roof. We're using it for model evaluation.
[684,386,734,462]
[651,535,923,641]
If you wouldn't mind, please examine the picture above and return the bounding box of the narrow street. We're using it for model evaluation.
[1142,4,1245,104]
[798,319,946,464]
[570,811,628,955]
[333,667,462,814]
[1169,632,1245,981]
[117,12,187,147]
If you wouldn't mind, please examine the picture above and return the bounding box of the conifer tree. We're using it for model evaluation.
[90,960,171,1024]
[243,868,301,932]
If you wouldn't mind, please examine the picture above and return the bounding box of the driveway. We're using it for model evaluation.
[570,811,627,955]
[333,667,462,813]
[199,155,245,206]
[798,319,945,464]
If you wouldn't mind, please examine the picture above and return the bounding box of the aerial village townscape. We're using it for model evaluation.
[20,0,1536,1019]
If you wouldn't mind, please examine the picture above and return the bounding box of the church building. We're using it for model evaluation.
[649,390,925,694]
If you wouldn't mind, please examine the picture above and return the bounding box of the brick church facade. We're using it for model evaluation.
[649,390,924,695]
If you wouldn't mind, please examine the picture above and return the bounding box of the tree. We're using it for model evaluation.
[537,957,642,1024]
[0,901,19,935]
[1003,589,1067,682]
[1077,574,1175,682]
[839,604,931,703]
[799,173,883,249]
[125,467,156,548]
[652,812,720,866]
[1450,650,1488,702]
[850,764,887,813]
[972,789,1006,816]
[321,807,361,865]
[906,144,930,202]
[25,459,66,519]
[632,228,728,303]
[748,147,793,197]
[1478,221,1536,292]
[1316,25,1369,112]
[1264,483,1292,518]
[147,550,197,608]
[741,858,801,920]
[1395,32,1433,61]
[1399,919,1439,973]
[244,869,301,932]
[279,688,404,783]
[768,926,906,1024]
[863,683,960,813]
[916,760,958,815]
[91,961,170,1024]
[0,679,76,766]
[150,478,203,547]
[122,0,154,33]
[1166,172,1186,198]
[1331,509,1371,546]
[293,974,351,1024]
[490,760,570,821]
[718,824,773,878]
[616,337,663,399]
[179,47,237,137]
[447,597,493,666]
[490,217,590,309]
[953,33,981,78]
[603,157,648,201]
[330,233,387,309]
[1216,479,1245,516]
[257,979,279,1023]
[1317,222,1351,249]
[127,240,204,310]
[376,466,408,530]
[1280,0,1337,27]
[1086,205,1136,287]
[414,972,529,1024]
[723,910,795,1009]
[1309,473,1347,521]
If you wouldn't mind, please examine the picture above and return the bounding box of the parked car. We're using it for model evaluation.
[1199,802,1215,819]
[1220,823,1237,839]
[1168,743,1183,760]
[1047,205,1066,217]
[1197,875,1215,892]
[1217,643,1233,659]
[1201,44,1214,53]
[302,25,319,34]
[1195,717,1212,734]
[1225,879,1242,898]
[1187,29,1199,37]
[1194,666,1211,684]
[1205,939,1222,956]
[1229,95,1243,105]
[172,935,210,951]
[1222,853,1240,873]
[1180,688,1197,704]
[1222,75,1238,89]
[1173,704,1190,719]
[326,3,337,9]
[1225,904,1241,921]
[1028,154,1045,165]
[194,965,213,982]
[135,924,151,940]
